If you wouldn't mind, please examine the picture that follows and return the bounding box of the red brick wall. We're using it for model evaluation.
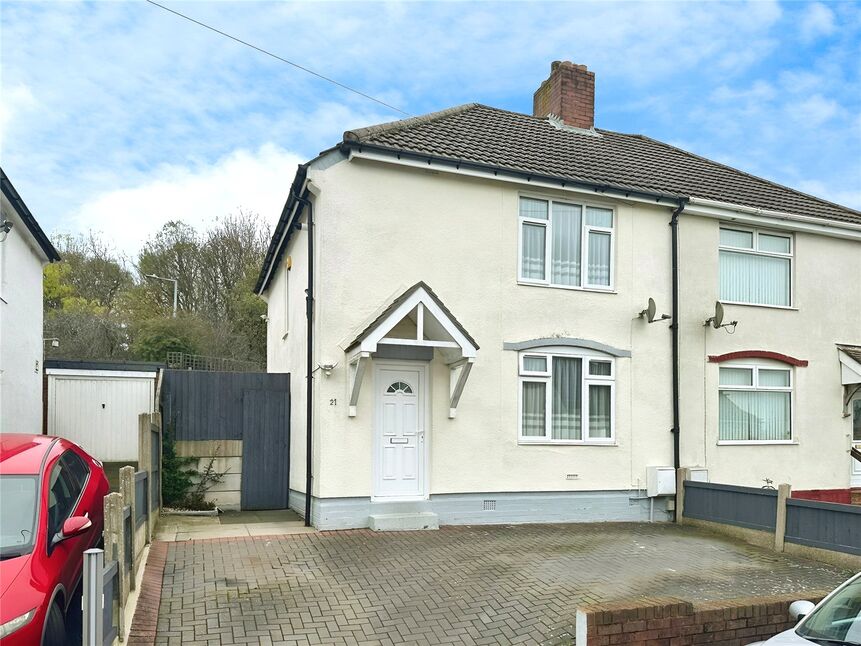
[533,61,595,129]
[578,593,825,646]
[793,489,852,504]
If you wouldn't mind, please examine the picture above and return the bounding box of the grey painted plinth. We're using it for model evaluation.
[290,489,671,530]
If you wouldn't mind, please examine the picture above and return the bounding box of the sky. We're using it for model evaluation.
[1,0,860,257]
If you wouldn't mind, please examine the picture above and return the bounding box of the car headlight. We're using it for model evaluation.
[0,608,37,638]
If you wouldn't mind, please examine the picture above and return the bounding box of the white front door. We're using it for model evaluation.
[374,365,426,499]
[852,397,861,487]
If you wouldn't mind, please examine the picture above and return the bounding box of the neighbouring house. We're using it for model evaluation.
[256,61,861,529]
[0,168,60,434]
[44,359,160,463]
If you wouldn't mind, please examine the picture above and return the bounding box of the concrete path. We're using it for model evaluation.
[156,509,315,542]
[152,522,853,645]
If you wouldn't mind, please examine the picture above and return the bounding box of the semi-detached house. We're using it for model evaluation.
[257,61,861,530]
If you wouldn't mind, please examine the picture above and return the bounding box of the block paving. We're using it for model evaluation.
[154,522,852,645]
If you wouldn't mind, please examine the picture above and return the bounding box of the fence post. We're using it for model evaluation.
[676,467,691,524]
[119,466,136,589]
[775,483,791,552]
[103,491,127,636]
[139,413,151,474]
[153,411,162,511]
[82,548,104,646]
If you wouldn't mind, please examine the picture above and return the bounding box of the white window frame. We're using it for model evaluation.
[718,225,793,308]
[517,195,616,292]
[518,349,616,445]
[717,362,794,445]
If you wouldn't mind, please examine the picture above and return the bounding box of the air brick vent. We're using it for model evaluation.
[482,500,496,511]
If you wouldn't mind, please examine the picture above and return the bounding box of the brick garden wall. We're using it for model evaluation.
[576,593,825,646]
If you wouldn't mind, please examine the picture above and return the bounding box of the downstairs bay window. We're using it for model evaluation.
[718,365,792,443]
[519,196,614,290]
[519,352,614,444]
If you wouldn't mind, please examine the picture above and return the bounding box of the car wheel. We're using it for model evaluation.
[42,602,66,646]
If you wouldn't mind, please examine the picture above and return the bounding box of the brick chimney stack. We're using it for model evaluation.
[533,61,595,129]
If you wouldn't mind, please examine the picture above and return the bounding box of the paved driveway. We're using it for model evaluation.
[154,523,852,645]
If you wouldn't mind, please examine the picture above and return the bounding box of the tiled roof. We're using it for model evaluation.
[839,345,861,365]
[344,104,861,225]
[1,167,61,261]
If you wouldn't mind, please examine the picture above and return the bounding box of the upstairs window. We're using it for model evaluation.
[519,197,614,290]
[519,351,614,444]
[718,365,792,443]
[719,227,792,307]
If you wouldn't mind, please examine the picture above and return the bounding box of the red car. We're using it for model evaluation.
[1,434,109,645]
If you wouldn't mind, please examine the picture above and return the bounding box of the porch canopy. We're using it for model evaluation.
[344,282,479,418]
[838,344,861,416]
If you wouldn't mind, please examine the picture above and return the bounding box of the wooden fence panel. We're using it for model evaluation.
[785,498,861,556]
[683,481,778,531]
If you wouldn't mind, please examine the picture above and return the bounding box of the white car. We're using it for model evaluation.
[749,572,861,645]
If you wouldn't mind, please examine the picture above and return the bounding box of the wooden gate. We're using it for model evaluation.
[240,390,290,510]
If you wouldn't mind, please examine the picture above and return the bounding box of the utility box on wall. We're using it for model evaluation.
[647,466,676,497]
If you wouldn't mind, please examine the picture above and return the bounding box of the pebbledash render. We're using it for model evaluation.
[256,61,861,530]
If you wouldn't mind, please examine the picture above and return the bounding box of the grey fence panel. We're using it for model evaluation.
[103,560,119,646]
[134,471,148,527]
[150,430,160,511]
[161,370,290,441]
[684,481,778,531]
[123,506,133,575]
[785,498,861,556]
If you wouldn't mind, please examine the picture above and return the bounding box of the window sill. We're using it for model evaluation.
[519,440,617,446]
[518,280,616,294]
[716,441,797,446]
[719,300,798,312]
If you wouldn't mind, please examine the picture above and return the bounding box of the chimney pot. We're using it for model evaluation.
[533,61,595,129]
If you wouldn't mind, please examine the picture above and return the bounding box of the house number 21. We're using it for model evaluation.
[330,398,337,406]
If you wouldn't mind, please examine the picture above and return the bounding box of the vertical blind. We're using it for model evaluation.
[720,251,790,306]
[718,366,791,441]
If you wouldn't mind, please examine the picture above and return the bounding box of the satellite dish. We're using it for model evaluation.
[639,297,671,323]
[712,302,724,329]
[645,298,656,323]
[705,301,737,330]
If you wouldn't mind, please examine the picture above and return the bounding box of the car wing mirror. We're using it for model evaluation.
[53,516,92,545]
[788,600,816,622]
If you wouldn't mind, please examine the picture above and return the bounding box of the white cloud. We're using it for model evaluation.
[0,83,38,148]
[799,3,836,42]
[788,94,841,126]
[66,144,302,256]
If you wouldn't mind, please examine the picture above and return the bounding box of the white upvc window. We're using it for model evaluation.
[718,364,793,443]
[719,226,792,307]
[518,196,614,290]
[518,351,615,444]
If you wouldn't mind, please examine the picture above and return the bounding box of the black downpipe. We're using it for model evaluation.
[669,199,688,473]
[293,191,314,527]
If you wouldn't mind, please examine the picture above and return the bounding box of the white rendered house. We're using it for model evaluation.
[257,62,861,529]
[0,168,61,434]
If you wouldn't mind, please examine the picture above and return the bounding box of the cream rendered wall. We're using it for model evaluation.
[263,216,315,495]
[0,196,47,434]
[305,158,677,499]
[678,217,861,490]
